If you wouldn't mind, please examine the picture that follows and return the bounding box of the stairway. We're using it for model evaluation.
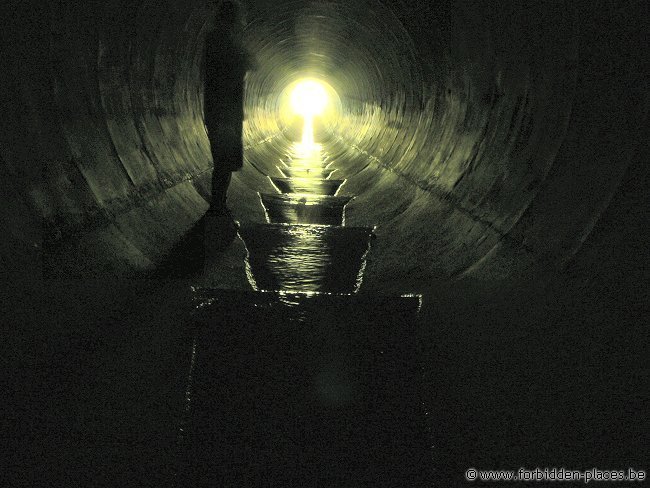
[177,143,433,486]
[240,143,372,294]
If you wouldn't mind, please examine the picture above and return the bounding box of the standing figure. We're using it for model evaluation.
[203,0,251,248]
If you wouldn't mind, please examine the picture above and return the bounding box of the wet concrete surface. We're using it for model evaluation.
[239,223,373,293]
[279,167,336,179]
[175,142,433,486]
[5,4,648,486]
[242,143,374,294]
[259,193,352,226]
[270,176,344,196]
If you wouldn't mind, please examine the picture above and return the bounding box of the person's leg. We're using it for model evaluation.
[210,164,232,213]
[206,146,238,251]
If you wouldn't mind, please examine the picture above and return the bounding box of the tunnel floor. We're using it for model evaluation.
[177,142,433,486]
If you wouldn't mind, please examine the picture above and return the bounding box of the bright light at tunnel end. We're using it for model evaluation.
[290,79,329,117]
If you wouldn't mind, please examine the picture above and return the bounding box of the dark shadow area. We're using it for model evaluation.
[1,1,647,486]
[179,290,431,487]
[149,215,208,279]
[415,265,648,483]
[150,211,240,279]
[3,277,195,488]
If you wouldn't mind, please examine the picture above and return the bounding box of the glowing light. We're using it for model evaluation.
[278,78,341,151]
[290,80,328,117]
[302,117,315,146]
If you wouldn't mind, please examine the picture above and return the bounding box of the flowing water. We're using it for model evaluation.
[177,142,433,486]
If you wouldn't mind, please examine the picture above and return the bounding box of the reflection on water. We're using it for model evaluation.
[270,176,343,196]
[180,134,432,485]
[269,144,343,197]
[260,193,352,226]
[239,141,372,294]
[239,223,373,294]
[279,167,335,179]
[292,141,324,160]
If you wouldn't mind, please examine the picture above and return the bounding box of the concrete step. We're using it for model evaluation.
[192,287,422,313]
[279,167,336,179]
[260,193,352,225]
[270,176,344,196]
[238,222,374,294]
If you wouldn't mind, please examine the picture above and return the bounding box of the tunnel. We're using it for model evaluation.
[2,0,648,486]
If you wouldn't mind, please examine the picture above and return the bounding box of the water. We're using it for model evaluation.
[259,193,352,226]
[177,142,433,486]
[270,176,344,196]
[240,223,373,294]
[245,143,374,294]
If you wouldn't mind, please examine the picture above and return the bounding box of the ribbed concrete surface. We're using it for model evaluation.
[1,2,647,486]
[1,0,646,286]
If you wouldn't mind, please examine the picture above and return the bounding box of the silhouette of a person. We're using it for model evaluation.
[203,0,252,246]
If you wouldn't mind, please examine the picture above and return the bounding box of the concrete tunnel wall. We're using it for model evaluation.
[0,0,647,290]
[1,1,648,482]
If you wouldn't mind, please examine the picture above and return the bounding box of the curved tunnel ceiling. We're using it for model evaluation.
[0,0,646,292]
[239,0,582,290]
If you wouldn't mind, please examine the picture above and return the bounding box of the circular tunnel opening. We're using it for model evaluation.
[2,1,647,486]
[278,77,342,145]
[231,0,576,292]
